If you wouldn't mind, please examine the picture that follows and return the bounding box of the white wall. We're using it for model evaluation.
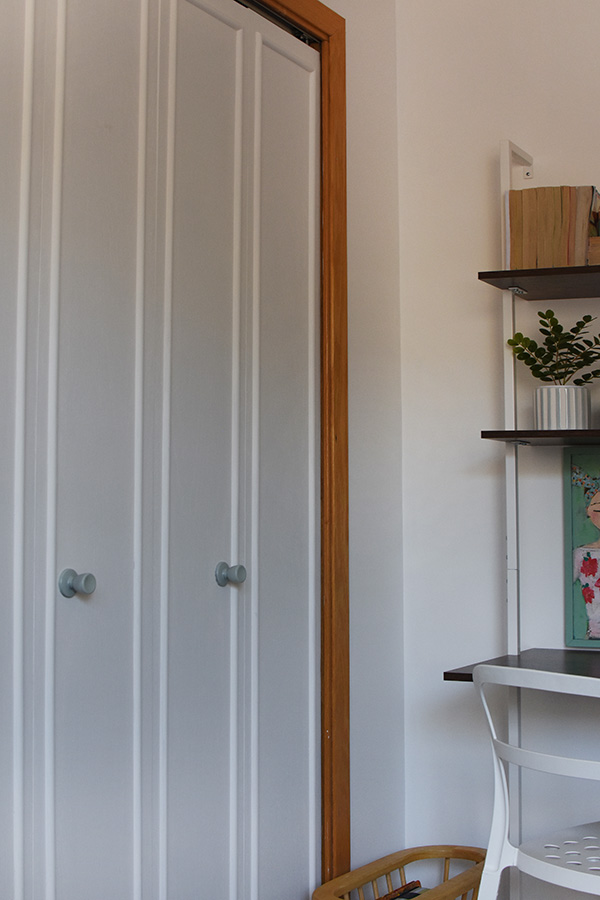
[323,0,600,877]
[324,0,405,868]
[397,0,600,859]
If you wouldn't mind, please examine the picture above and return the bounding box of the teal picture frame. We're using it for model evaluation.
[564,448,600,647]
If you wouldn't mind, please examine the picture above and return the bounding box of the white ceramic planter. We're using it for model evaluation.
[534,385,590,430]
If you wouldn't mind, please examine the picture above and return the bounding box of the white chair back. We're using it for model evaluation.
[474,663,600,898]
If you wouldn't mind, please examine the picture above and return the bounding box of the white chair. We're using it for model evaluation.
[474,663,600,899]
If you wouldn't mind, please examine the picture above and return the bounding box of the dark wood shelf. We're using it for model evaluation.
[482,429,600,446]
[479,265,600,301]
[444,647,600,682]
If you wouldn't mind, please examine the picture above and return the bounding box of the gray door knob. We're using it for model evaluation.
[215,562,247,587]
[59,568,97,598]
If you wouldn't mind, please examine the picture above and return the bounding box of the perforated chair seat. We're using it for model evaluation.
[474,664,600,900]
[518,822,600,891]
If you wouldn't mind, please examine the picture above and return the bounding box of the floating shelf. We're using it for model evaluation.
[479,265,600,301]
[482,429,600,446]
[444,647,600,683]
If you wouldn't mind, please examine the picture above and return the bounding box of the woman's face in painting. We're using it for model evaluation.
[587,491,600,529]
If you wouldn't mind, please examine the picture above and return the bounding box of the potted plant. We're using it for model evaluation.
[508,309,600,429]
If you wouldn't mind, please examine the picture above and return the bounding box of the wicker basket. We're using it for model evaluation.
[312,844,485,900]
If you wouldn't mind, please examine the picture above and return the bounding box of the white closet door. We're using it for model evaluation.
[166,3,320,897]
[50,0,141,894]
[165,1,241,891]
[2,0,320,897]
[249,25,321,899]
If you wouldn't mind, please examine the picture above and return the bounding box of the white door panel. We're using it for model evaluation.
[167,3,239,891]
[53,0,140,892]
[252,32,320,898]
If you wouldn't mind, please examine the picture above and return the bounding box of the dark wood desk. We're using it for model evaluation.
[444,648,600,682]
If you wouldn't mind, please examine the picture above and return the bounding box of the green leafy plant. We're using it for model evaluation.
[508,309,600,385]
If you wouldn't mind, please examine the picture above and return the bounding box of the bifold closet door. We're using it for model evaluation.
[42,0,142,895]
[164,1,240,892]
[166,3,321,898]
[2,0,320,896]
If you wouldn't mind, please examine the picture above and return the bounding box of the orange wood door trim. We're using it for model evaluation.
[258,0,350,883]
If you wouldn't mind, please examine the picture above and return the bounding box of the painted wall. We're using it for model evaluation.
[397,0,600,864]
[324,0,405,867]
[328,0,600,876]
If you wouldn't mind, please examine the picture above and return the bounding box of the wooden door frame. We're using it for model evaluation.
[253,0,349,883]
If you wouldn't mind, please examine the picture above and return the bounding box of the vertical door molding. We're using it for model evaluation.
[133,4,151,899]
[246,0,349,882]
[13,3,36,898]
[44,1,69,893]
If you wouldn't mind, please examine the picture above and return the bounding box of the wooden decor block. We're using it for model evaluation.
[588,236,600,266]
[508,185,600,268]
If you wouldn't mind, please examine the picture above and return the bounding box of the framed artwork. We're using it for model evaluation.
[565,448,600,646]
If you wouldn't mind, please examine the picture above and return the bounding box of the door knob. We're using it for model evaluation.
[215,562,247,587]
[58,568,97,598]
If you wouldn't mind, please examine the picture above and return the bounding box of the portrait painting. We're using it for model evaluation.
[565,449,600,646]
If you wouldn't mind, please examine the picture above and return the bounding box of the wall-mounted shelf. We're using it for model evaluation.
[482,430,600,446]
[444,647,600,682]
[449,144,600,686]
[479,265,600,301]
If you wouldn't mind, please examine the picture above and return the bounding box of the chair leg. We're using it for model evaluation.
[477,865,503,900]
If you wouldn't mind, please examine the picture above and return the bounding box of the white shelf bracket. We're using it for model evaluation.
[499,141,533,889]
[499,139,533,658]
[500,140,534,269]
